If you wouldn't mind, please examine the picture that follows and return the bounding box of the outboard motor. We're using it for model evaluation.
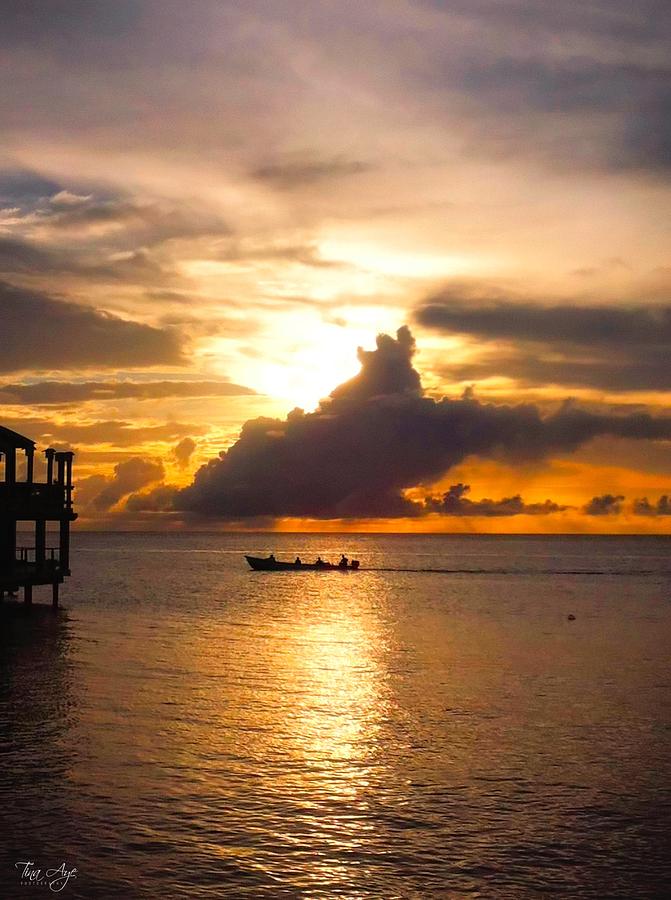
[351,560,360,570]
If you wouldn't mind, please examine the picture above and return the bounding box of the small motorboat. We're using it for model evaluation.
[245,555,360,572]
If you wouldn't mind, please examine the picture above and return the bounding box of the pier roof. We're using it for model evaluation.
[0,425,36,451]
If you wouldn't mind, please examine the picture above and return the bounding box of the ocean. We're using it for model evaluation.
[1,533,670,898]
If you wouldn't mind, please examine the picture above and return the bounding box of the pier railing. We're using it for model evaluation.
[15,546,61,563]
[2,551,64,590]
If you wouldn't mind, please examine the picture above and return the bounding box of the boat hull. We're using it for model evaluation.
[245,555,358,572]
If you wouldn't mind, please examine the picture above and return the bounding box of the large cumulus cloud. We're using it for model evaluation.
[177,327,671,519]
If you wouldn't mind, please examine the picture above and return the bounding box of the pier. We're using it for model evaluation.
[0,426,76,608]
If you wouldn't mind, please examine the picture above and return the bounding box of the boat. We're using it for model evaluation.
[245,555,360,572]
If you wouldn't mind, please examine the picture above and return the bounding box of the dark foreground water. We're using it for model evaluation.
[1,533,671,898]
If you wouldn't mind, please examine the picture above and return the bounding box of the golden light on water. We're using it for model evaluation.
[283,602,388,771]
[268,578,394,890]
[160,574,393,789]
[151,574,398,886]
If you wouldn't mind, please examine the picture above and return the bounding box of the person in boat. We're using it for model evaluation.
[315,556,325,567]
[268,553,276,564]
[338,554,348,568]
[294,556,302,567]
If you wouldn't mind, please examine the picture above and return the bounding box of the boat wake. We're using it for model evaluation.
[360,566,671,576]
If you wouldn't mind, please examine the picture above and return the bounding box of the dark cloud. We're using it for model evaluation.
[0,379,255,406]
[416,295,671,391]
[394,0,671,177]
[465,57,670,169]
[417,296,671,346]
[125,483,179,512]
[0,189,230,303]
[0,169,62,205]
[583,494,624,516]
[0,1,140,46]
[0,233,181,289]
[72,473,110,509]
[38,193,231,246]
[173,437,196,469]
[87,456,165,511]
[177,327,671,519]
[252,155,371,189]
[424,483,566,516]
[0,238,63,275]
[0,281,184,372]
[632,495,671,516]
[0,236,160,287]
[442,354,671,393]
[329,326,421,406]
[419,0,664,43]
[432,44,671,175]
[2,1,668,181]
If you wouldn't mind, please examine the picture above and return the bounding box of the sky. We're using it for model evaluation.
[1,0,670,532]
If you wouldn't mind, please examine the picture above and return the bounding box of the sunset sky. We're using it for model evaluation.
[1,0,670,531]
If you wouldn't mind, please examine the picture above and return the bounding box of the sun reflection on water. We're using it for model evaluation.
[118,572,399,888]
[283,617,386,761]
[250,576,394,887]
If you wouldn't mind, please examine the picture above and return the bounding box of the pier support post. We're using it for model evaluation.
[36,519,46,565]
[52,581,59,609]
[26,448,34,485]
[59,518,70,571]
[24,584,32,605]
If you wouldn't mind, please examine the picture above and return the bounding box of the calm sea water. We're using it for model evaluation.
[1,533,671,898]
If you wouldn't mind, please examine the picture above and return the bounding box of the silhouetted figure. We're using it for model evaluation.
[294,557,302,567]
[268,553,276,564]
[315,556,325,568]
[338,554,348,568]
[351,560,360,570]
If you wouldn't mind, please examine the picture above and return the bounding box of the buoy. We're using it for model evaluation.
[567,614,576,621]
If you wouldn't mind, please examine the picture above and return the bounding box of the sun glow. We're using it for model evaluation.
[251,343,361,412]
[234,318,384,412]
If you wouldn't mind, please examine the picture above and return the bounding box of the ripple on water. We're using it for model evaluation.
[2,533,671,896]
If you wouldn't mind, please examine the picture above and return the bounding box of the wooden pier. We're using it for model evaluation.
[0,426,76,608]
